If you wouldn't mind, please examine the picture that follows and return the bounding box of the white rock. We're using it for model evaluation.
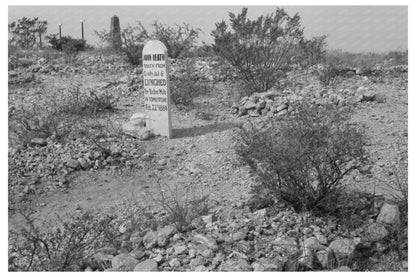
[111,253,139,270]
[377,203,400,225]
[192,234,218,250]
[143,231,158,249]
[365,222,389,242]
[133,259,158,271]
[328,238,358,262]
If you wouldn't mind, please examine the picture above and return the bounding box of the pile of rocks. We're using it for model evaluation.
[231,85,381,118]
[84,199,402,272]
[8,134,147,201]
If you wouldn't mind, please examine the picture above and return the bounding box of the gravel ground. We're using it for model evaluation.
[8,53,407,236]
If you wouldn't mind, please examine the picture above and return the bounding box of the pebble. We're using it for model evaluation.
[133,259,158,271]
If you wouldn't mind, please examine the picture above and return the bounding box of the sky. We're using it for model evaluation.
[8,5,408,53]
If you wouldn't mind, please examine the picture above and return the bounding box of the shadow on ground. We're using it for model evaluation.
[173,122,241,139]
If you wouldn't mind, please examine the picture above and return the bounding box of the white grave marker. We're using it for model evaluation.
[142,40,172,138]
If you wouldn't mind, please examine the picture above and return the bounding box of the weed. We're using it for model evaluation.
[145,175,209,232]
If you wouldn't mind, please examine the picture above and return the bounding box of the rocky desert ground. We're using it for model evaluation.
[8,49,408,271]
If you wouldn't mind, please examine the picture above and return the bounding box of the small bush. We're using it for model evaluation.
[382,143,408,206]
[9,203,157,271]
[8,85,117,146]
[379,143,408,264]
[235,102,368,212]
[9,210,119,271]
[46,34,88,64]
[211,7,306,92]
[318,63,342,87]
[62,85,117,115]
[9,99,77,144]
[46,34,86,52]
[146,176,209,232]
[170,59,211,107]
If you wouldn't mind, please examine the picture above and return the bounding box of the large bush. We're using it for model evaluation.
[236,103,368,212]
[211,7,305,92]
[95,21,200,65]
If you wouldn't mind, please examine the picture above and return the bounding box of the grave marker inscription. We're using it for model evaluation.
[142,40,172,138]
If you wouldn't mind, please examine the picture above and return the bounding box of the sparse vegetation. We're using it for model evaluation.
[8,7,408,272]
[212,7,305,93]
[46,34,87,52]
[236,102,368,213]
[8,204,156,271]
[298,35,328,67]
[8,17,48,49]
[146,176,209,232]
[325,49,407,73]
[95,21,200,65]
[9,209,119,271]
[8,85,117,146]
[170,58,212,107]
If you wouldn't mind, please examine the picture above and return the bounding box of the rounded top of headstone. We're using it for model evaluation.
[143,40,168,54]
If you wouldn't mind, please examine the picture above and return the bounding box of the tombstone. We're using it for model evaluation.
[142,40,172,138]
[109,15,122,49]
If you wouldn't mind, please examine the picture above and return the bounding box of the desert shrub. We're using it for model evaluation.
[385,50,408,65]
[318,62,342,87]
[46,34,87,64]
[8,17,48,50]
[150,21,200,58]
[9,99,78,145]
[120,24,148,65]
[46,34,86,52]
[378,143,408,263]
[8,210,119,271]
[323,49,406,74]
[8,85,117,146]
[211,7,305,92]
[95,21,200,65]
[297,35,327,67]
[62,85,117,115]
[382,143,408,206]
[146,176,209,232]
[96,24,146,65]
[170,58,211,107]
[235,102,368,212]
[9,203,157,271]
